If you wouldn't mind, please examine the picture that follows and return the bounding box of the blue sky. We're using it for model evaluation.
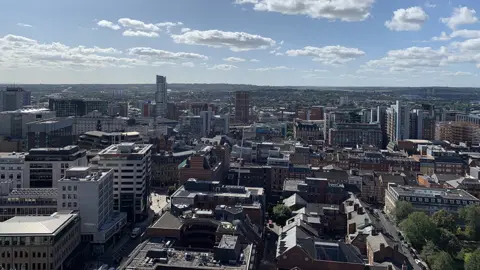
[1,0,480,86]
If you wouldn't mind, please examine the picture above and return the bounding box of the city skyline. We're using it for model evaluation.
[1,0,480,86]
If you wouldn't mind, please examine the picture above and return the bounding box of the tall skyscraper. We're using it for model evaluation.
[235,91,250,123]
[155,75,167,118]
[386,101,410,142]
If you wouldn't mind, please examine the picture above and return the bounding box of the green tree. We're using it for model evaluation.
[465,249,480,270]
[435,228,460,255]
[400,212,437,250]
[394,200,414,224]
[272,204,292,226]
[421,241,439,264]
[459,205,480,241]
[432,209,457,233]
[430,251,456,270]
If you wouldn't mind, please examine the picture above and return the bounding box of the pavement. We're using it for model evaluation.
[377,211,422,270]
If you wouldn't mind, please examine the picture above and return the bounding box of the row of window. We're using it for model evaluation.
[61,202,78,208]
[1,263,51,270]
[401,196,478,205]
[61,185,77,191]
[0,166,22,170]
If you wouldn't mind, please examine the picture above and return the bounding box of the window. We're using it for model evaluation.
[62,186,66,191]
[68,186,71,191]
[73,202,77,207]
[62,202,66,208]
[68,202,71,208]
[62,194,66,199]
[73,186,77,191]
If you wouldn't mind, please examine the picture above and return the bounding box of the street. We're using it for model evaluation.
[377,211,422,270]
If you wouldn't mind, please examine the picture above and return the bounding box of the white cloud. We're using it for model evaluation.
[275,52,284,56]
[223,57,246,62]
[235,0,258,4]
[151,61,176,67]
[182,62,195,67]
[97,20,121,30]
[425,2,436,8]
[441,6,478,30]
[155,22,184,33]
[443,71,473,76]
[17,23,33,28]
[385,7,428,31]
[249,66,291,71]
[237,0,375,22]
[0,34,143,69]
[451,29,480,39]
[122,30,159,38]
[451,38,480,52]
[172,30,276,51]
[208,64,237,70]
[118,18,160,32]
[432,32,451,41]
[286,45,365,65]
[366,47,449,69]
[128,47,208,60]
[181,28,191,33]
[250,59,260,62]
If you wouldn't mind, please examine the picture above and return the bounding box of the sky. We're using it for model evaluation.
[1,0,480,87]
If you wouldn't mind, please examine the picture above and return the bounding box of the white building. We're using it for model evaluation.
[387,100,410,142]
[155,75,167,118]
[24,145,88,188]
[57,167,127,252]
[0,211,81,270]
[72,111,128,135]
[0,108,56,138]
[97,143,152,223]
[0,152,27,188]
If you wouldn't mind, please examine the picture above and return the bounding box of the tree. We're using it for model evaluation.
[465,249,480,270]
[432,209,457,233]
[459,205,480,241]
[272,204,292,226]
[429,251,455,270]
[394,201,414,224]
[421,241,439,264]
[435,228,460,255]
[400,212,437,250]
[167,186,177,196]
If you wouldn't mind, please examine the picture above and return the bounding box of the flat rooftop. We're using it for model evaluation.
[6,188,58,198]
[0,108,51,114]
[0,152,27,159]
[125,238,253,270]
[98,143,152,156]
[0,211,78,236]
[60,167,112,182]
[391,185,480,201]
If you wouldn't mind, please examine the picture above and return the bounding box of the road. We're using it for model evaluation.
[377,211,422,270]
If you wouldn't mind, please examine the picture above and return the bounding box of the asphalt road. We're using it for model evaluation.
[377,211,422,270]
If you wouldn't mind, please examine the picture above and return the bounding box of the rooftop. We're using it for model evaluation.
[98,143,152,156]
[390,185,480,201]
[125,238,253,270]
[0,108,51,114]
[60,167,112,182]
[0,211,78,236]
[6,188,57,198]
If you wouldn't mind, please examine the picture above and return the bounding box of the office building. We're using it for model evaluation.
[155,75,168,118]
[178,145,225,185]
[77,131,142,150]
[328,122,383,148]
[0,87,31,112]
[24,145,88,188]
[0,152,27,188]
[97,143,152,222]
[384,184,480,216]
[386,101,410,142]
[57,167,127,252]
[26,117,74,150]
[180,111,230,138]
[0,108,56,139]
[72,112,129,135]
[0,211,81,270]
[49,98,109,117]
[435,121,480,145]
[294,120,325,142]
[152,150,196,188]
[235,91,250,124]
[0,188,57,222]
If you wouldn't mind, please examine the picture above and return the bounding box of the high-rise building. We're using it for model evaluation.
[57,167,127,251]
[97,143,152,222]
[235,91,250,123]
[386,101,410,142]
[49,98,109,117]
[24,146,88,188]
[155,75,167,118]
[0,87,31,112]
